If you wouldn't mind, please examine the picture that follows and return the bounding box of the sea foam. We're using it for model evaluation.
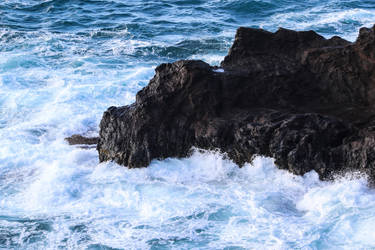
[1,0,375,248]
[1,148,375,249]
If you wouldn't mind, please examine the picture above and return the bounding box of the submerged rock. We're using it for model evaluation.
[98,25,375,184]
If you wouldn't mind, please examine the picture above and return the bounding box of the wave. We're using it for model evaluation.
[1,149,374,248]
[1,0,375,248]
[266,8,375,41]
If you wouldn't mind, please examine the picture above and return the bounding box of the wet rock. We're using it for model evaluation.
[98,25,375,184]
[65,134,99,146]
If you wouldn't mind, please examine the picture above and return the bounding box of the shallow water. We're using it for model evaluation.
[1,0,375,249]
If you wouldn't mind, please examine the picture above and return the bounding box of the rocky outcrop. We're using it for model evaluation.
[65,134,99,147]
[98,25,375,184]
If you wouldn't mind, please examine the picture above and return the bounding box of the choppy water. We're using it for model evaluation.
[1,0,375,249]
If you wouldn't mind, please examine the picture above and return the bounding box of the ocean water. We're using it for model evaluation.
[1,0,375,249]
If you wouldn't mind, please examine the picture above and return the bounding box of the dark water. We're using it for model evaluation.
[1,0,375,249]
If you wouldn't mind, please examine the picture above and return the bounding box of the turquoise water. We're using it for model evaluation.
[1,0,375,249]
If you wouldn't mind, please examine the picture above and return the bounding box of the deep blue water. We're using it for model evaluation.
[1,0,375,249]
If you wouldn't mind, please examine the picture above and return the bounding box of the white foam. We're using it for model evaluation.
[1,147,375,249]
[189,54,225,66]
[264,8,375,41]
[213,68,224,73]
[1,42,375,246]
[1,2,375,248]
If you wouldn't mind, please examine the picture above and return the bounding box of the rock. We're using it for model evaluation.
[65,134,99,146]
[98,25,375,184]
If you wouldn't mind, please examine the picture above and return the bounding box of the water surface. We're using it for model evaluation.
[1,0,375,249]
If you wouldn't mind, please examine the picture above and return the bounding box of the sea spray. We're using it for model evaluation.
[1,149,375,248]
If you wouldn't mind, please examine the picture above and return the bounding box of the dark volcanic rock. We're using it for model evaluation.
[65,134,99,146]
[98,25,375,184]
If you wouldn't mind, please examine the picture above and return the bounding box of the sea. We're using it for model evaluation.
[1,0,375,249]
